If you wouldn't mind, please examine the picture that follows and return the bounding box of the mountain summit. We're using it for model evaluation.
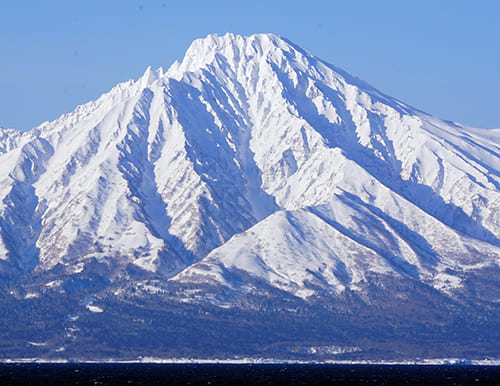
[0,33,499,360]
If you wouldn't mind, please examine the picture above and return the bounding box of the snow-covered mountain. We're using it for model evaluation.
[0,33,499,305]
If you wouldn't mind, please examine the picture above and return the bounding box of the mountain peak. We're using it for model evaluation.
[168,33,311,78]
[187,32,284,54]
[139,65,164,87]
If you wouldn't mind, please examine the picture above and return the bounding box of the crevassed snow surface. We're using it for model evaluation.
[0,33,499,300]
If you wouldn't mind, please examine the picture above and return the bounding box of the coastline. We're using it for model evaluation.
[1,358,499,366]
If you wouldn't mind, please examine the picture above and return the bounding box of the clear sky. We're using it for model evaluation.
[1,0,499,130]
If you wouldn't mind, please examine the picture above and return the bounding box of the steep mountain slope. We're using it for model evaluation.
[0,33,498,305]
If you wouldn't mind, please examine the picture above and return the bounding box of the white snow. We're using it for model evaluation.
[27,342,47,347]
[0,33,498,301]
[86,305,103,313]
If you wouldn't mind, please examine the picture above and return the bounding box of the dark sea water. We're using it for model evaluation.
[0,363,499,385]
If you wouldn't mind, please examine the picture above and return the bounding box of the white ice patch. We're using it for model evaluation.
[27,342,47,347]
[433,272,463,293]
[86,305,103,313]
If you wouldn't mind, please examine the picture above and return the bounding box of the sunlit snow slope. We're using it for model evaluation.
[0,33,498,299]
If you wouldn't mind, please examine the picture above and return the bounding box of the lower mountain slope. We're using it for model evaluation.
[172,194,500,302]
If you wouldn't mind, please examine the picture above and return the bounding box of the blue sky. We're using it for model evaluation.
[1,0,499,130]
